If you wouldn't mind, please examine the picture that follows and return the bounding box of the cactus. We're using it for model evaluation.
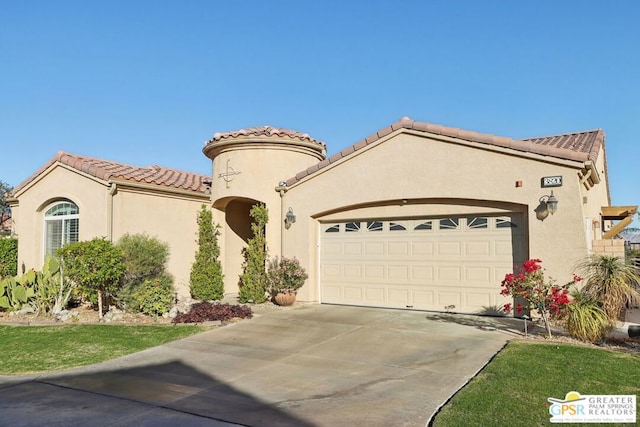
[0,271,38,312]
[0,258,73,315]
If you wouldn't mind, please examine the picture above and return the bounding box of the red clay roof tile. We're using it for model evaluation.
[285,117,605,186]
[11,152,210,196]
[207,126,327,149]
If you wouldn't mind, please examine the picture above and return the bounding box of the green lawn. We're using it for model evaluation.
[433,341,640,426]
[0,324,206,374]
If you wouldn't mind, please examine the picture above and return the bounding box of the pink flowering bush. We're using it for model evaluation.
[266,256,308,296]
[500,259,579,337]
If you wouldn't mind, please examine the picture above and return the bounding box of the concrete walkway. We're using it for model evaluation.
[0,305,521,426]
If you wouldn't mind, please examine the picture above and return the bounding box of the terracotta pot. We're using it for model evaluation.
[274,292,296,306]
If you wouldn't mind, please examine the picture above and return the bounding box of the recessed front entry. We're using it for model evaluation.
[320,214,526,313]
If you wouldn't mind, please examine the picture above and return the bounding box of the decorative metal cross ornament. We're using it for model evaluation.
[217,159,241,188]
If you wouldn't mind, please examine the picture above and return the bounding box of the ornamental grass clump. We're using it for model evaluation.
[266,256,308,296]
[562,289,611,342]
[576,254,640,324]
[500,259,574,338]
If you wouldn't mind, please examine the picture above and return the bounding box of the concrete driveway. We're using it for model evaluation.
[0,304,520,426]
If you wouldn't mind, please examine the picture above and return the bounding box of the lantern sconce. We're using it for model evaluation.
[535,191,559,221]
[284,207,296,229]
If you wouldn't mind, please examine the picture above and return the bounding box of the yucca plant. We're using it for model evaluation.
[564,289,611,342]
[576,254,640,323]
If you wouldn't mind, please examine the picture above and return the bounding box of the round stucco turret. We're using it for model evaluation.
[203,126,326,205]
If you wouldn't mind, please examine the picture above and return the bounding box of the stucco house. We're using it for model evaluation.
[8,117,637,314]
[8,153,210,289]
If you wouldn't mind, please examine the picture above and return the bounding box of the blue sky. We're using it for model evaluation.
[2,1,638,224]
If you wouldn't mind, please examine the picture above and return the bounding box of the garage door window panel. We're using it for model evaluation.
[325,224,340,233]
[414,221,433,231]
[496,217,518,228]
[466,217,488,230]
[439,218,460,230]
[367,221,383,232]
[390,222,407,231]
[345,222,361,232]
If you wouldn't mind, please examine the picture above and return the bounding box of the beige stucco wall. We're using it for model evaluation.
[110,184,209,296]
[281,130,602,302]
[11,165,110,272]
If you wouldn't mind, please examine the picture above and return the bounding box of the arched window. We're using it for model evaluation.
[44,201,79,257]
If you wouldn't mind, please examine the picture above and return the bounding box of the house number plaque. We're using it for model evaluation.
[541,176,562,188]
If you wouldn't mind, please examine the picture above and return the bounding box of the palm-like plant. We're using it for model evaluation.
[576,254,640,323]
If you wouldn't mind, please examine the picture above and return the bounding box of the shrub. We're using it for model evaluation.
[0,238,17,278]
[57,238,125,318]
[116,233,174,312]
[266,256,308,296]
[500,259,575,338]
[190,205,224,301]
[117,233,170,289]
[172,301,252,324]
[238,204,268,303]
[577,254,640,323]
[129,276,175,317]
[563,289,611,342]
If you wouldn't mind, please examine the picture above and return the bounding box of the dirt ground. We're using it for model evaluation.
[0,304,173,325]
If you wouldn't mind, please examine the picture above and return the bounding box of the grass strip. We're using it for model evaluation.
[433,341,640,426]
[0,324,206,374]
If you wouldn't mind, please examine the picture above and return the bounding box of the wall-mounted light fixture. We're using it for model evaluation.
[535,191,559,221]
[203,179,212,195]
[284,207,296,229]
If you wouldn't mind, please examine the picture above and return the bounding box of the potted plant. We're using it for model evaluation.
[266,256,308,306]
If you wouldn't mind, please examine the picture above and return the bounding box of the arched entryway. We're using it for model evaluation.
[213,196,265,294]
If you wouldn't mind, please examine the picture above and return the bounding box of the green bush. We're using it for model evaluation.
[130,276,175,317]
[117,233,170,289]
[57,238,125,318]
[563,290,611,342]
[0,238,18,278]
[115,233,174,312]
[238,204,269,303]
[190,205,224,301]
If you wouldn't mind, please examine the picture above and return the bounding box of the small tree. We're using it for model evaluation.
[0,181,12,211]
[190,205,224,301]
[500,259,574,338]
[0,180,13,237]
[57,238,125,318]
[238,203,269,303]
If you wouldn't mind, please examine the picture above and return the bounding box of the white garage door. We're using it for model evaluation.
[320,215,525,313]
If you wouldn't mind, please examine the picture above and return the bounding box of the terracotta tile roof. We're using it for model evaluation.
[11,151,210,196]
[0,213,11,231]
[286,117,605,186]
[207,126,326,149]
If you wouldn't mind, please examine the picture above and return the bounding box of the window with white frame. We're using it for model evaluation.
[44,201,79,257]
